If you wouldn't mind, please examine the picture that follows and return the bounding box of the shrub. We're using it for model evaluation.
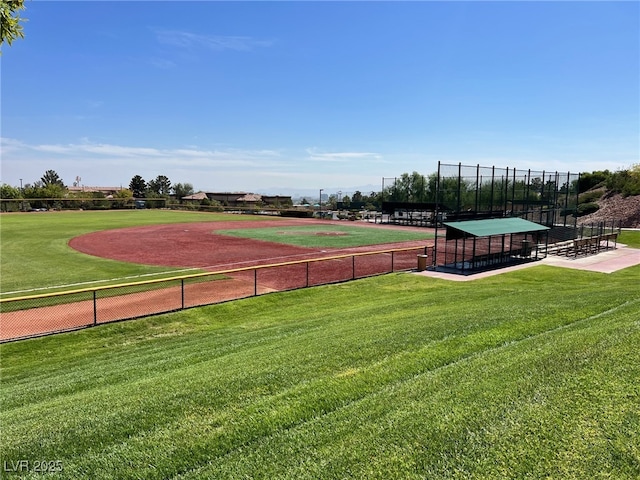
[576,202,600,216]
[605,167,640,197]
[199,205,224,213]
[578,171,609,192]
[578,189,604,204]
[170,203,199,211]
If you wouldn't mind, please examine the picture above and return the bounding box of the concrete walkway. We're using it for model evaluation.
[414,245,640,282]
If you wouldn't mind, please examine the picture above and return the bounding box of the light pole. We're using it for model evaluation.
[319,189,323,218]
[19,179,23,211]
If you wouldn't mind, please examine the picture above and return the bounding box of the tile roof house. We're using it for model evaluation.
[181,192,209,201]
[182,192,292,208]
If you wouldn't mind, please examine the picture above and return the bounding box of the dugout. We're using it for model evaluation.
[435,218,549,274]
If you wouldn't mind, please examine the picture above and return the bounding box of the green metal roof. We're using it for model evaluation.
[443,218,549,239]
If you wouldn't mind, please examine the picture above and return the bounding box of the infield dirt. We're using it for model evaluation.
[68,219,434,269]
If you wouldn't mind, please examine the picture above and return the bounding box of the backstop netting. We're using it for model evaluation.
[434,162,580,227]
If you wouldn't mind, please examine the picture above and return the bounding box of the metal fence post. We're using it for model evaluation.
[181,278,185,310]
[93,290,97,326]
[352,256,356,280]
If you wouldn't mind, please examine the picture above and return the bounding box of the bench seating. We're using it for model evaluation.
[546,232,618,257]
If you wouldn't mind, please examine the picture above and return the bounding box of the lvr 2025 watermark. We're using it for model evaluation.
[3,460,63,474]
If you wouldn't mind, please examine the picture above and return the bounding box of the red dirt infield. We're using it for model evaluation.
[68,219,434,270]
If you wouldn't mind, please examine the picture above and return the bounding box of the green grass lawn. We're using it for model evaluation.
[1,264,639,479]
[0,211,276,295]
[217,224,434,248]
[0,211,433,296]
[620,229,640,248]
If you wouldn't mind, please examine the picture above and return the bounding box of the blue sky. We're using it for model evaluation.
[2,1,638,195]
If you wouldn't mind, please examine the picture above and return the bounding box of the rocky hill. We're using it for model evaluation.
[577,192,640,228]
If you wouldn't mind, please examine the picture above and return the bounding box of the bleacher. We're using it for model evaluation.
[544,232,618,258]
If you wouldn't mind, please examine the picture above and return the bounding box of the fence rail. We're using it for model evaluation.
[0,246,431,343]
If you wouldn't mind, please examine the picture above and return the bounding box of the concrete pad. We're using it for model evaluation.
[541,245,640,274]
[414,245,640,281]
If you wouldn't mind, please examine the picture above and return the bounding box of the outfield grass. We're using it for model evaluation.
[217,224,434,248]
[1,264,639,479]
[0,210,288,295]
[0,211,432,296]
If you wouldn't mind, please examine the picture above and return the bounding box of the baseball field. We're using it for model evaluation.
[1,210,436,340]
[1,210,639,479]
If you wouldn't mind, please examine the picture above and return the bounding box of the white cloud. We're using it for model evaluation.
[0,137,395,193]
[154,30,274,52]
[0,137,26,153]
[9,138,282,165]
[31,144,75,154]
[305,148,382,163]
[1,138,296,189]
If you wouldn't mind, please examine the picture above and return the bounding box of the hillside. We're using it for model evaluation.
[577,192,640,228]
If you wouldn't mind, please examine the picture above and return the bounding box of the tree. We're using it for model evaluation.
[41,182,66,200]
[41,170,65,187]
[129,175,147,198]
[0,183,21,199]
[147,175,172,196]
[0,0,26,54]
[31,170,66,208]
[0,183,22,212]
[361,191,382,210]
[578,170,609,193]
[172,183,194,199]
[387,171,432,203]
[115,189,133,199]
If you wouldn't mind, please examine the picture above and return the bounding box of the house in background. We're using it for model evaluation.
[182,192,293,208]
[181,192,209,202]
[67,186,125,198]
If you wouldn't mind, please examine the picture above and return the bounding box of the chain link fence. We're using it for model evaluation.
[0,246,431,342]
[436,163,580,226]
